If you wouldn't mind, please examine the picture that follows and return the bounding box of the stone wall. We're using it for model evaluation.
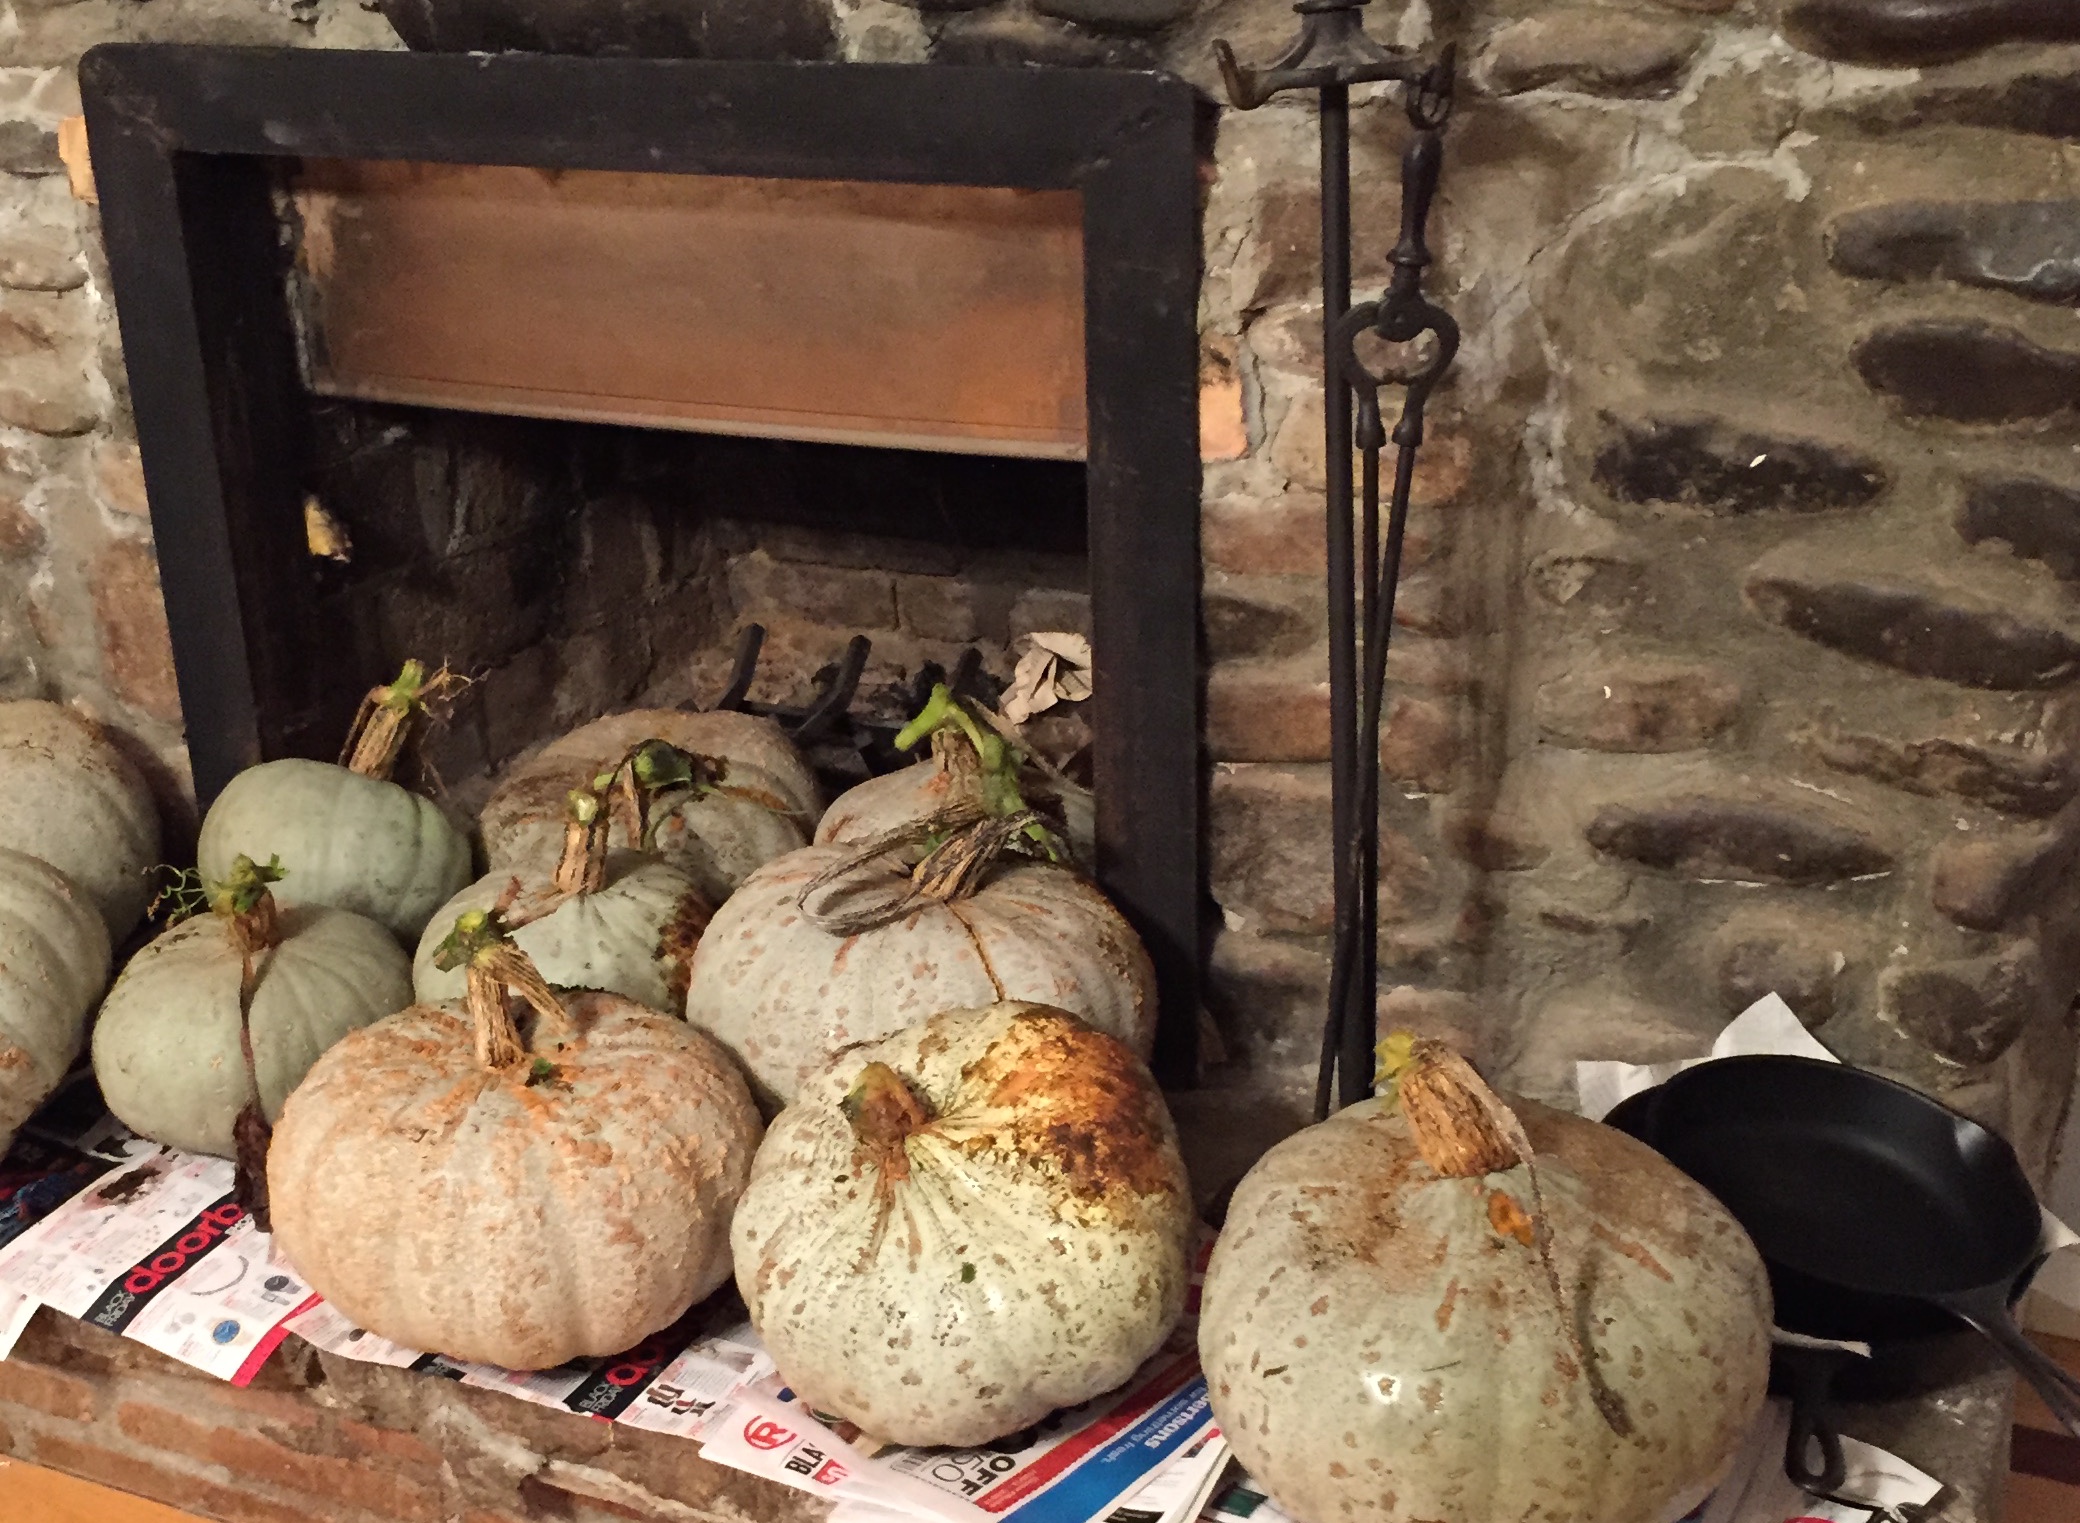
[6,0,2080,1173]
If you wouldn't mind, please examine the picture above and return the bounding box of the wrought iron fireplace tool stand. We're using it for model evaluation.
[1215,3,1461,1118]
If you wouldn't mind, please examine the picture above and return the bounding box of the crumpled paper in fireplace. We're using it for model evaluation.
[1001,631,1091,724]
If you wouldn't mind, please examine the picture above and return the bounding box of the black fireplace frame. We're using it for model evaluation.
[80,45,1205,1078]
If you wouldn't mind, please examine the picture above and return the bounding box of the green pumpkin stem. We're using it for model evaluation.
[441,909,574,1071]
[338,658,469,782]
[207,854,285,956]
[842,1062,931,1182]
[895,685,1060,860]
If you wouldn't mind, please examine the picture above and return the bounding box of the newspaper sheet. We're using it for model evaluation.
[0,1128,1229,1523]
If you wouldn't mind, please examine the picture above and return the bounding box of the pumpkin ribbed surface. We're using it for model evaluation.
[198,759,472,941]
[0,701,160,938]
[93,905,413,1157]
[411,850,708,1016]
[0,850,112,1153]
[481,710,817,899]
[269,990,760,1369]
[684,845,1155,1107]
[1200,1096,1772,1523]
[733,1003,1193,1447]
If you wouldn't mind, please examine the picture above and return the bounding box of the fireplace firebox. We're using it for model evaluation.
[79,45,1205,1077]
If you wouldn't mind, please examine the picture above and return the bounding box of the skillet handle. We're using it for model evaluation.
[1944,1290,2080,1437]
[1778,1350,1848,1494]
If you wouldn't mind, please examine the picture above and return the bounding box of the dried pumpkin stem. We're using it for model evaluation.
[438,909,575,1071]
[207,854,286,958]
[1399,1042,1632,1438]
[842,1062,931,1182]
[895,685,1056,856]
[339,659,467,781]
[552,789,609,898]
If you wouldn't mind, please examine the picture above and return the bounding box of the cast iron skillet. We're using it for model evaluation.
[1604,1055,2080,1488]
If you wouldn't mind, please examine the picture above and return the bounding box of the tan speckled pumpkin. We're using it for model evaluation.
[1200,1046,1772,1523]
[269,920,761,1369]
[733,1003,1192,1447]
[684,838,1155,1109]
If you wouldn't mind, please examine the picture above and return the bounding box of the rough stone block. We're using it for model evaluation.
[727,550,898,632]
[1378,694,1459,794]
[1931,801,2080,930]
[1483,10,1705,98]
[1210,763,1440,934]
[931,8,1155,66]
[1854,320,2080,424]
[1957,473,2080,580]
[895,574,1007,644]
[1203,579,1321,662]
[1586,793,1896,885]
[1535,658,1742,753]
[1441,806,1552,872]
[1592,414,1886,515]
[1779,0,2080,66]
[1270,391,1471,509]
[1503,988,1715,1107]
[0,121,60,176]
[1829,47,2080,139]
[1881,940,2052,1066]
[1007,586,1090,639]
[1205,926,1329,1065]
[1203,496,1328,577]
[1831,199,2080,306]
[0,210,84,293]
[1806,714,2076,817]
[1706,908,1854,1026]
[89,539,180,723]
[1206,663,1330,762]
[93,440,149,519]
[1746,544,2080,689]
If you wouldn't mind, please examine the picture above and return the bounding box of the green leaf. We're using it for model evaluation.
[527,1057,558,1087]
[959,1262,976,1284]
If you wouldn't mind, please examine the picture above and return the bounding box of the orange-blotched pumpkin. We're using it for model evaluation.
[1199,1043,1773,1523]
[269,915,762,1369]
[732,1002,1194,1447]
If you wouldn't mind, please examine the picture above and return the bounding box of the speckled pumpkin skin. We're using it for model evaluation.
[94,904,413,1158]
[683,845,1155,1108]
[269,988,762,1370]
[481,710,818,901]
[816,759,1097,864]
[0,701,161,938]
[1200,1097,1772,1523]
[411,851,709,1017]
[198,759,473,941]
[733,1003,1192,1447]
[0,850,111,1154]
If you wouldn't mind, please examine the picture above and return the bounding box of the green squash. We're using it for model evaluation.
[0,701,161,938]
[94,863,414,1157]
[0,849,112,1154]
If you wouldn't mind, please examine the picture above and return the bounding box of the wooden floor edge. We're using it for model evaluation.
[0,1455,210,1523]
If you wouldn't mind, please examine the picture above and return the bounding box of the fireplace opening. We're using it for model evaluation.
[299,399,1093,812]
[83,46,1204,1073]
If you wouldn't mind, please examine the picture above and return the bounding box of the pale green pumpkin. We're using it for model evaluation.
[0,701,161,939]
[198,759,471,941]
[1199,1049,1773,1523]
[413,850,709,1016]
[0,849,112,1155]
[93,880,414,1158]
